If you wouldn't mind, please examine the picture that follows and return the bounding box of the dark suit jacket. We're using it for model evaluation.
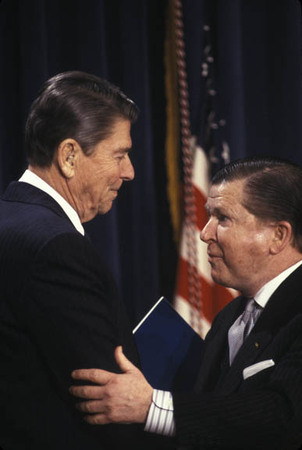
[173,265,302,450]
[0,181,172,450]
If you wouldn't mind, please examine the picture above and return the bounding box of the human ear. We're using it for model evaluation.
[269,221,292,254]
[57,139,81,179]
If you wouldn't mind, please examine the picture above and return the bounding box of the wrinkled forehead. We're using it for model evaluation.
[206,179,246,211]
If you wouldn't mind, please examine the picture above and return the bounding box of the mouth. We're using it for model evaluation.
[207,251,223,262]
[111,183,122,195]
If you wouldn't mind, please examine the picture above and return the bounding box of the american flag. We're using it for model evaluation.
[166,0,236,338]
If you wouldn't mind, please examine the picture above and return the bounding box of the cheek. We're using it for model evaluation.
[217,230,260,264]
[97,163,119,182]
[234,235,270,270]
[109,171,123,188]
[250,229,272,255]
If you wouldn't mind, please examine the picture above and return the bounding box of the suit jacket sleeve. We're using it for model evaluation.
[14,232,138,395]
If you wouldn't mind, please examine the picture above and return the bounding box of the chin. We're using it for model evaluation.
[212,273,234,290]
[98,202,113,215]
[211,270,227,286]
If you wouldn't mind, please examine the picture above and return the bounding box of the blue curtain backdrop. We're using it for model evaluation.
[1,0,302,326]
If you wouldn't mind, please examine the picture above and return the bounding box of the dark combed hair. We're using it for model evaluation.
[25,71,139,167]
[212,156,302,251]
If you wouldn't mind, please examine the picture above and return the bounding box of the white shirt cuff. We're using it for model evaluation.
[144,389,175,436]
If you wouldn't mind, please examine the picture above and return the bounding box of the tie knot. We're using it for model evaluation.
[242,298,263,335]
[241,298,256,323]
[245,298,256,312]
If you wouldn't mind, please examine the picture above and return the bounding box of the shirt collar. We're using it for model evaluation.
[254,260,302,308]
[19,169,85,236]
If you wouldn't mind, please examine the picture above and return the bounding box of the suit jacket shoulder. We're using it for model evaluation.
[0,181,166,449]
[173,265,302,449]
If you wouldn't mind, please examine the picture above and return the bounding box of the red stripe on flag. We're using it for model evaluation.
[176,256,233,323]
[213,284,235,313]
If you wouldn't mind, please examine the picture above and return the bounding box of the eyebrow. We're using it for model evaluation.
[114,146,132,154]
[205,205,227,216]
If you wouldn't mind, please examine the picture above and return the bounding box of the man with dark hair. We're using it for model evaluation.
[0,71,171,449]
[71,156,302,449]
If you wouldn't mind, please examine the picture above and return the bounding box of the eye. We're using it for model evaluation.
[116,152,130,162]
[217,214,229,224]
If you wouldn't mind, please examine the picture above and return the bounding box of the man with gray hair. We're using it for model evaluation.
[0,71,171,450]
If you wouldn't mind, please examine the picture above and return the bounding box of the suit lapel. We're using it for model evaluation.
[218,328,272,393]
[253,264,302,335]
[217,265,302,393]
[195,296,246,391]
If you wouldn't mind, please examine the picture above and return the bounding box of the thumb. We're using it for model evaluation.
[115,346,138,373]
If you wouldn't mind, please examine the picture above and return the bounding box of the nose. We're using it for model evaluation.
[121,154,135,181]
[200,217,216,243]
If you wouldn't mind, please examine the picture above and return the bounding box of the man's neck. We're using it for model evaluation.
[28,164,81,214]
[245,252,302,298]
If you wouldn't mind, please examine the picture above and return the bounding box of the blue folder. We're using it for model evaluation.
[133,297,204,391]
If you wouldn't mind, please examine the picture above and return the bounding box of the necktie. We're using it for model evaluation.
[228,298,262,365]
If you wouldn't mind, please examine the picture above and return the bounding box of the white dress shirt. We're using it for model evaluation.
[145,259,302,436]
[19,169,85,236]
[254,260,302,308]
